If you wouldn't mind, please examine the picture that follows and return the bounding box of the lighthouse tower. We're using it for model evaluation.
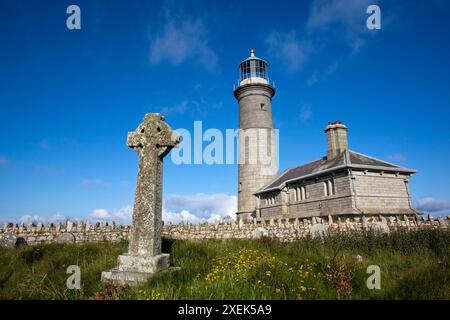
[234,49,278,220]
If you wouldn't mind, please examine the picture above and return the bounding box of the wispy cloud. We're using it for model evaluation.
[160,100,188,115]
[307,72,319,86]
[307,0,374,32]
[158,99,223,116]
[308,60,340,86]
[387,153,408,163]
[0,155,9,167]
[416,197,450,215]
[307,0,379,52]
[265,31,313,73]
[119,180,131,188]
[299,104,313,122]
[149,16,218,70]
[266,0,379,81]
[81,179,110,188]
[351,38,366,53]
[33,165,65,175]
[39,139,50,150]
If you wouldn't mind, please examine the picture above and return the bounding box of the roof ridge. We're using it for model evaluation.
[349,150,401,168]
[255,168,290,193]
[345,149,351,165]
[290,156,325,170]
[257,150,418,194]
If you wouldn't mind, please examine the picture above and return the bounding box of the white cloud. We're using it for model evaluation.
[88,194,236,225]
[163,209,203,224]
[114,205,133,220]
[149,17,218,70]
[163,193,237,223]
[18,214,68,225]
[11,194,235,226]
[19,215,46,225]
[90,209,111,219]
[265,31,313,73]
[49,214,68,223]
[416,197,450,214]
[89,205,133,224]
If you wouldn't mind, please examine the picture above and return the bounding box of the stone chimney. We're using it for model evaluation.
[325,121,348,160]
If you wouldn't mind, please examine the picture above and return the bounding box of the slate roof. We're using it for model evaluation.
[256,150,416,194]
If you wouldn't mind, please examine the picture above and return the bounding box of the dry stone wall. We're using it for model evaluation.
[163,214,449,241]
[0,214,449,247]
[0,221,130,247]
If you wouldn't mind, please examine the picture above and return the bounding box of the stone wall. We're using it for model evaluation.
[0,214,449,247]
[353,171,413,214]
[0,221,130,247]
[163,214,449,241]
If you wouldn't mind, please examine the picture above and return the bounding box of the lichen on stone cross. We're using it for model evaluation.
[127,113,178,158]
[126,113,179,257]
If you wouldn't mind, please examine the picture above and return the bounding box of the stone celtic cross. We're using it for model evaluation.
[126,113,179,257]
[102,113,179,285]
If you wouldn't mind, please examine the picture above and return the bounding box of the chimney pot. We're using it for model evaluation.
[325,121,348,160]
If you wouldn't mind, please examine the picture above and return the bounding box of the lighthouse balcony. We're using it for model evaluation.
[239,77,269,86]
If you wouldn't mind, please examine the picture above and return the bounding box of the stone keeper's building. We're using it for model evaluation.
[233,50,419,221]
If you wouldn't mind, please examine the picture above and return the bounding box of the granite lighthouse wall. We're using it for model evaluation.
[0,214,449,247]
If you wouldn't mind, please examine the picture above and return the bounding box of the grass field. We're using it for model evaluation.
[0,229,448,300]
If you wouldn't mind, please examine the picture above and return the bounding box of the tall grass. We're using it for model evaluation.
[0,229,448,300]
[0,241,127,299]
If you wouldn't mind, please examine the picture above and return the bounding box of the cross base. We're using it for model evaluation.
[101,253,175,286]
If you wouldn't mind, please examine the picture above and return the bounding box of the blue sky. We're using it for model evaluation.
[1,0,450,224]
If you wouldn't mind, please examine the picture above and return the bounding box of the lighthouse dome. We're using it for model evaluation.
[238,49,269,86]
